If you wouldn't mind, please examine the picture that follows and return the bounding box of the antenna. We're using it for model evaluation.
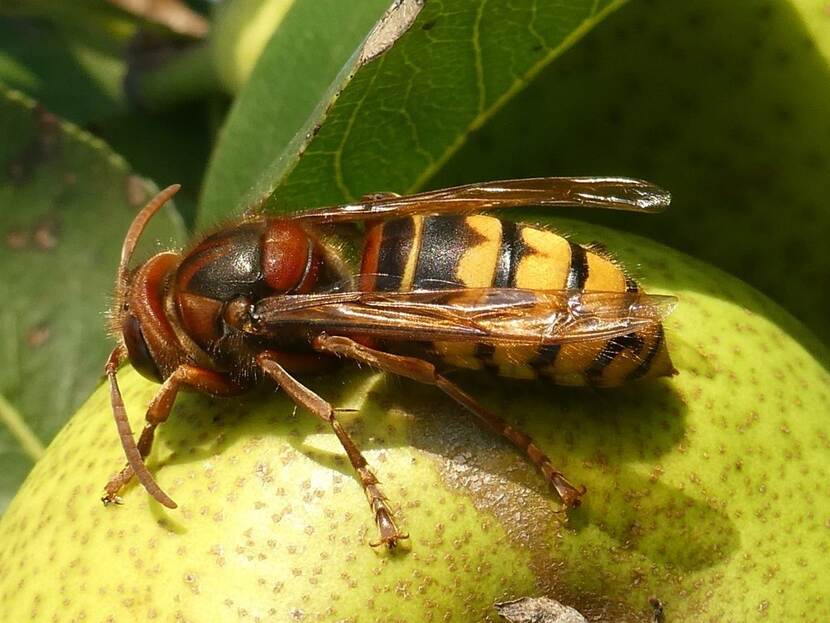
[116,184,181,304]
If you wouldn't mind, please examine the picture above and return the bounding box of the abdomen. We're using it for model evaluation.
[360,215,673,387]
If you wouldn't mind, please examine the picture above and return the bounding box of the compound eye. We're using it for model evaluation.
[122,314,162,382]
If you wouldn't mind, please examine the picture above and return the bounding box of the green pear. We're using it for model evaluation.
[0,219,827,622]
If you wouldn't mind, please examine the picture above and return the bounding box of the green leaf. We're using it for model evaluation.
[433,0,830,347]
[0,16,128,125]
[199,0,626,225]
[1,0,167,39]
[0,15,215,217]
[199,0,391,225]
[0,84,186,513]
[94,103,217,227]
[209,0,297,93]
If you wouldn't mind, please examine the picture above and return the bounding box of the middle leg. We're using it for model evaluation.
[256,351,407,548]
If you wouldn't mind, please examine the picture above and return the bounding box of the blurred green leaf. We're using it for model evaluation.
[0,16,128,125]
[0,0,180,39]
[200,0,627,225]
[94,102,217,226]
[106,0,209,38]
[0,15,218,227]
[199,0,391,224]
[778,0,830,65]
[209,0,296,93]
[433,0,830,346]
[0,84,185,512]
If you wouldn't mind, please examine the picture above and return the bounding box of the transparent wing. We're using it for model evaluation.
[246,288,677,346]
[290,177,670,224]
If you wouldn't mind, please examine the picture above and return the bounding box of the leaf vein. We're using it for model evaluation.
[472,0,488,114]
[408,0,626,193]
[333,57,387,202]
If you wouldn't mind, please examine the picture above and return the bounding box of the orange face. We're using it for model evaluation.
[118,252,187,382]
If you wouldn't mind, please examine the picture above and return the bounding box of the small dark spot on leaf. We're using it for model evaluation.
[125,175,148,208]
[774,49,792,65]
[421,18,437,31]
[5,229,29,250]
[756,3,774,19]
[35,105,60,143]
[606,107,623,127]
[686,12,705,29]
[6,161,25,183]
[33,217,60,250]
[5,104,62,184]
[772,104,793,125]
[26,325,51,348]
[803,150,826,171]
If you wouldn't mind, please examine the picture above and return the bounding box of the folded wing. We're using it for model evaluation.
[291,177,671,223]
[246,288,676,346]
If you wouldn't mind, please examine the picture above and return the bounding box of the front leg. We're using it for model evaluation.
[103,357,238,507]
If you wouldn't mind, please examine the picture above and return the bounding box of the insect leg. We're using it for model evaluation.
[313,334,586,508]
[102,364,237,506]
[256,351,407,548]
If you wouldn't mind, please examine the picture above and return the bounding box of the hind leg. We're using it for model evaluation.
[313,334,585,507]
